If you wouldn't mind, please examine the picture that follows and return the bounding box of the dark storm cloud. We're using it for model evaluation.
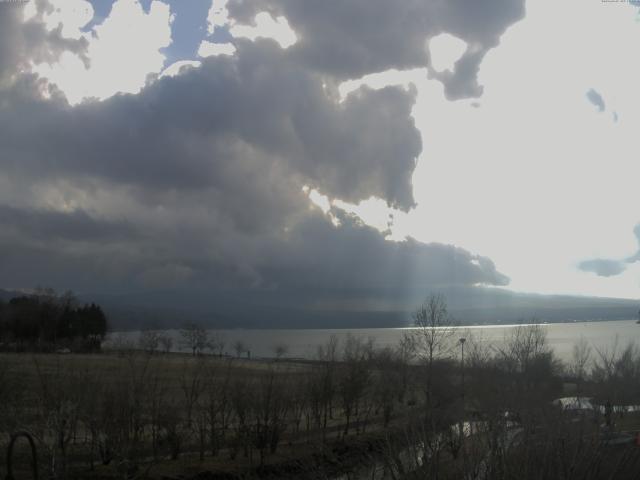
[0,1,514,324]
[0,205,135,242]
[226,0,525,99]
[586,88,605,112]
[429,49,487,99]
[260,210,510,291]
[579,259,627,277]
[579,225,640,278]
[1,42,420,211]
[0,204,509,296]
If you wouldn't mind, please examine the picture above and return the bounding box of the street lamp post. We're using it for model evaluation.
[460,337,466,407]
[459,337,466,444]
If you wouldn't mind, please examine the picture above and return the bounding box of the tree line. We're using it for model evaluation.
[0,288,108,352]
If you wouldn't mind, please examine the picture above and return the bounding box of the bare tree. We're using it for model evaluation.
[315,335,339,442]
[203,360,234,456]
[180,323,208,356]
[592,336,619,383]
[413,294,455,365]
[498,323,551,374]
[146,372,169,462]
[413,294,455,407]
[372,347,401,427]
[179,357,207,460]
[105,332,135,354]
[458,331,487,367]
[592,338,640,408]
[273,343,289,360]
[570,336,592,398]
[158,334,173,354]
[396,332,417,403]
[138,330,160,354]
[229,376,253,460]
[180,357,206,429]
[32,357,87,479]
[233,340,247,358]
[339,334,371,436]
[496,323,560,416]
[252,367,290,464]
[208,331,225,357]
[289,377,308,435]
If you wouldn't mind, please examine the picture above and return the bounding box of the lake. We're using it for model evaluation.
[109,319,640,363]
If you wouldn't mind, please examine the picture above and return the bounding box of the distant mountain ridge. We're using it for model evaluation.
[72,286,640,331]
[2,286,637,330]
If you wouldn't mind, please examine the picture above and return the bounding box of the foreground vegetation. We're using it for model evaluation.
[2,295,640,479]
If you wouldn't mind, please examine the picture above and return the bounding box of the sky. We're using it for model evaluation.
[0,0,638,325]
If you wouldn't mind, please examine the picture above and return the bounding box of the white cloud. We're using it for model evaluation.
[303,186,341,226]
[338,69,420,103]
[206,1,297,50]
[230,12,297,49]
[36,0,94,39]
[305,187,331,215]
[33,0,173,104]
[333,197,394,235]
[206,0,230,35]
[428,33,467,73]
[159,60,202,78]
[197,40,236,58]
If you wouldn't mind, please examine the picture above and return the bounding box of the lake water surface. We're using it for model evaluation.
[110,319,640,363]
